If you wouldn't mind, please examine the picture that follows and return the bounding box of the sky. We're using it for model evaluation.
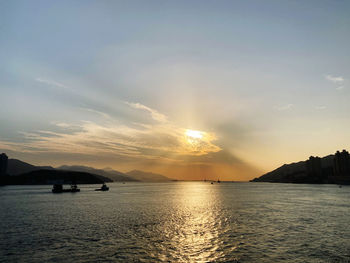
[1,0,350,180]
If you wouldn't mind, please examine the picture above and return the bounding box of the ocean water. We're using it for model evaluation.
[1,182,350,263]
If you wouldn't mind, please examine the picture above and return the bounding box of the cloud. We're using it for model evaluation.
[51,122,72,128]
[324,75,346,90]
[325,75,344,84]
[125,102,167,123]
[0,119,220,162]
[79,107,112,120]
[35,78,70,89]
[274,104,294,111]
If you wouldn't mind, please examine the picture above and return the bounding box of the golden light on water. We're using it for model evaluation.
[168,182,221,262]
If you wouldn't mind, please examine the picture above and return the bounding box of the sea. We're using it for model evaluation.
[1,182,350,263]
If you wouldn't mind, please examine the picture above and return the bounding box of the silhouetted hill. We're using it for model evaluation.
[251,160,308,183]
[58,165,138,182]
[5,169,112,185]
[250,152,349,184]
[7,159,54,175]
[2,156,172,184]
[126,170,172,182]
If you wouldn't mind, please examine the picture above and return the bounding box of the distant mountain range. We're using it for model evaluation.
[251,150,350,184]
[126,170,172,182]
[3,158,172,184]
[58,166,172,182]
[7,159,54,175]
[58,165,137,182]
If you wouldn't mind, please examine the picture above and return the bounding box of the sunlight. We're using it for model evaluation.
[168,182,221,262]
[185,129,203,139]
[182,129,221,155]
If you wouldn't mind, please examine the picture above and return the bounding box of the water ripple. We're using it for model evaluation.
[1,182,350,262]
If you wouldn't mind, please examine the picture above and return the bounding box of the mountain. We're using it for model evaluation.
[58,165,138,182]
[5,169,112,185]
[59,166,172,182]
[251,150,350,184]
[251,160,308,183]
[7,159,54,175]
[126,170,172,182]
[3,155,172,183]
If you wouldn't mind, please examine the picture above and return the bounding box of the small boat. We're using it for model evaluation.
[211,182,214,185]
[217,178,221,183]
[52,184,64,193]
[52,183,80,193]
[95,183,109,191]
[70,184,80,192]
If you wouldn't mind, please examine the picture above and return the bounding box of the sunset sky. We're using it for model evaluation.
[1,0,350,180]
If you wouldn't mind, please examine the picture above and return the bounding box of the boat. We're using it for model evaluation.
[70,184,80,192]
[217,178,221,183]
[52,183,80,193]
[52,184,64,193]
[95,183,109,191]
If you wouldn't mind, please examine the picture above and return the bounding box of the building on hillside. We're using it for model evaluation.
[306,156,322,177]
[333,150,350,177]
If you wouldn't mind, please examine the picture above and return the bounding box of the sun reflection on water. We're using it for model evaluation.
[165,183,225,262]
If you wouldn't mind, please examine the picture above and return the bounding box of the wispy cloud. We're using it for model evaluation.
[125,102,167,123]
[0,94,221,165]
[325,75,344,84]
[0,120,220,161]
[35,77,70,89]
[79,107,112,120]
[274,104,294,111]
[51,122,72,128]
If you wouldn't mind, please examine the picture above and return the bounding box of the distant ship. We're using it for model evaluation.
[52,183,80,193]
[95,183,109,191]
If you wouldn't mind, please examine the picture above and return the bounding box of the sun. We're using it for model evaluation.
[185,129,203,139]
[183,129,221,154]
